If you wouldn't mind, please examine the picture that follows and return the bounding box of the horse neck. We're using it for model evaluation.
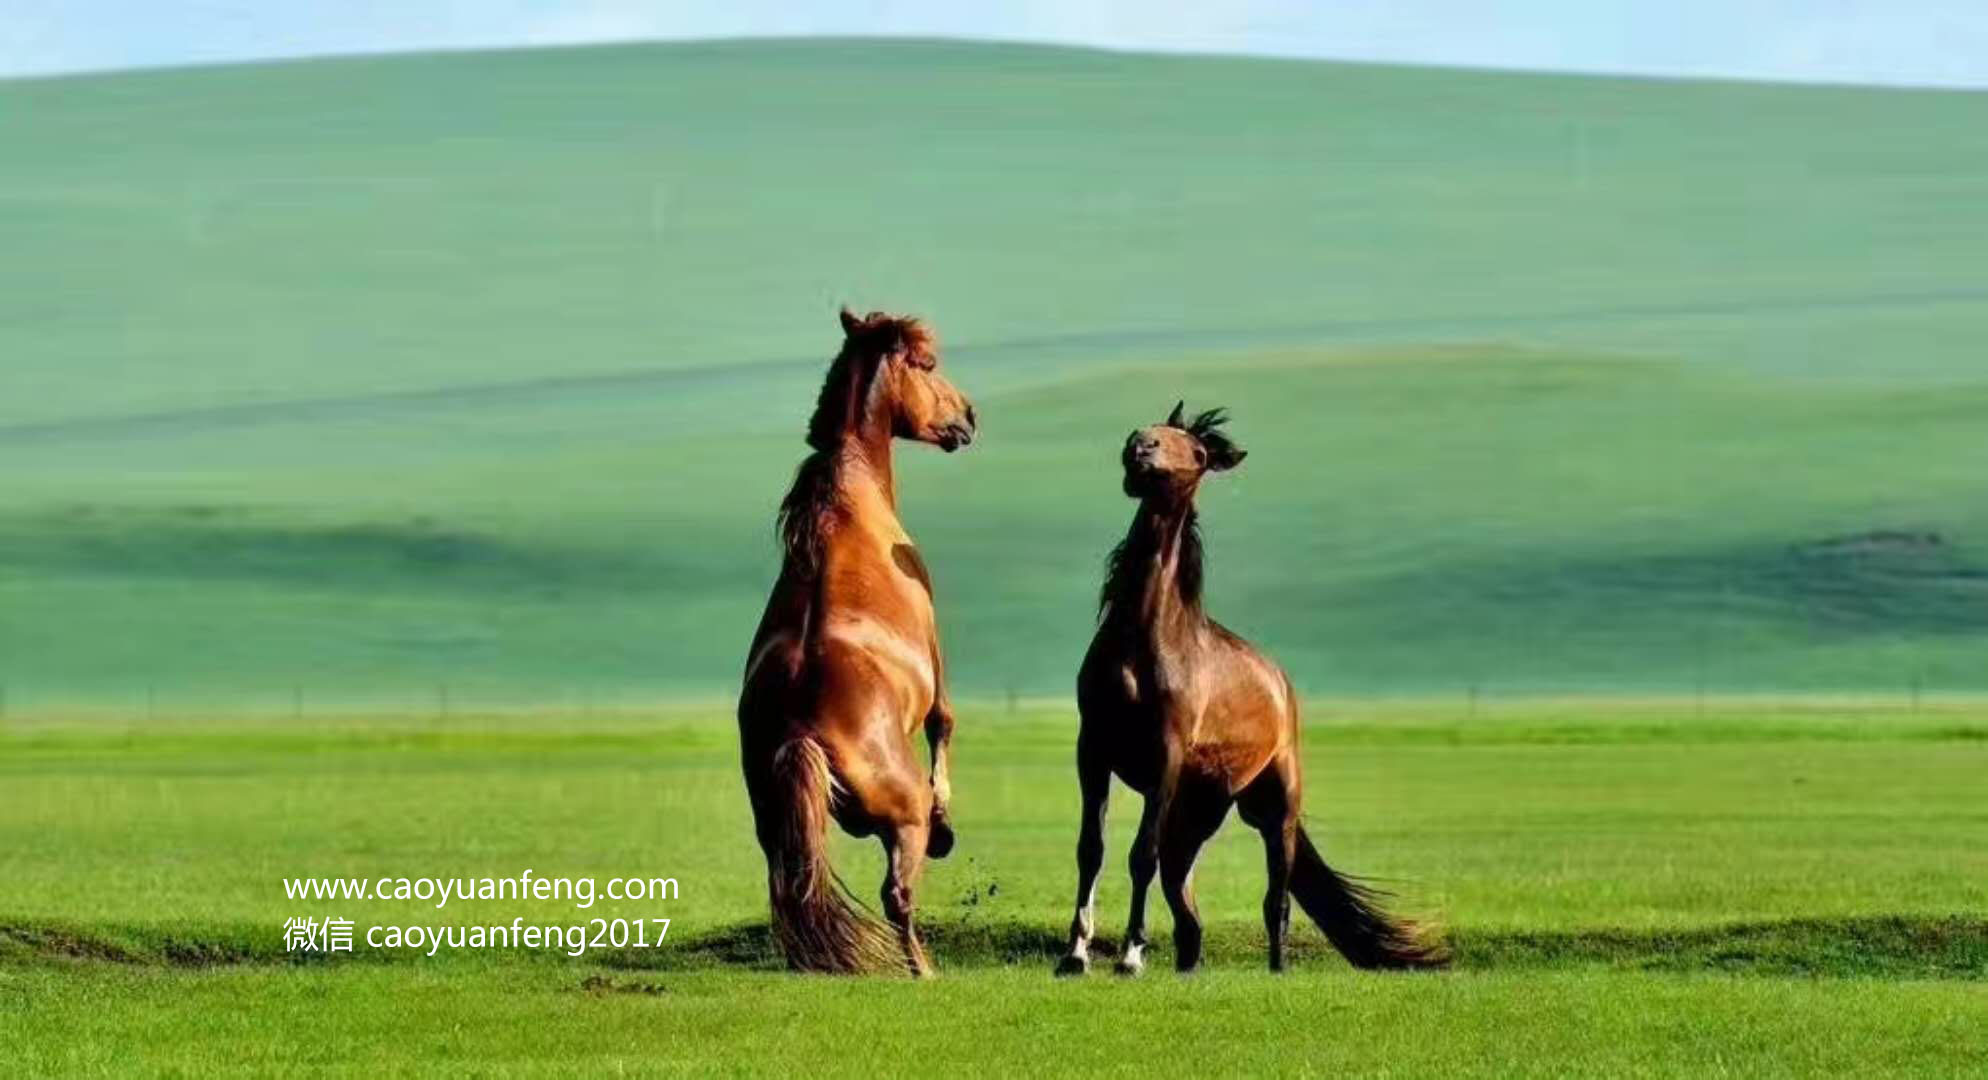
[1106,498,1203,639]
[830,424,897,521]
[815,348,897,514]
[781,391,899,584]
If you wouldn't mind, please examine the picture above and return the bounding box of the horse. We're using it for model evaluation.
[1057,402,1448,975]
[738,307,977,976]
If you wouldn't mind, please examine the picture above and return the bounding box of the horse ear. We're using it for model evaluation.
[838,307,863,337]
[1207,446,1247,472]
[1165,400,1186,428]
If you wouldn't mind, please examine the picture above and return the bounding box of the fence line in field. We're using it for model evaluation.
[0,674,1974,728]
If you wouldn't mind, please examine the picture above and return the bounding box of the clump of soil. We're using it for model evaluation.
[578,974,668,996]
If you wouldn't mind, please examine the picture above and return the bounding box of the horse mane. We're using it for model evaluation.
[779,311,936,578]
[1098,509,1204,617]
[777,452,841,579]
[1174,405,1242,467]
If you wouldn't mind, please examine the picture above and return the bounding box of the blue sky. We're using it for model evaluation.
[4,1,1986,86]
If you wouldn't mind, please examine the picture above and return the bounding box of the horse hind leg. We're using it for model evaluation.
[1237,764,1298,972]
[880,820,932,977]
[1157,781,1231,974]
[834,697,938,976]
[866,753,936,977]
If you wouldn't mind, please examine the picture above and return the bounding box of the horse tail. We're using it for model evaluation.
[1290,824,1450,969]
[763,736,896,973]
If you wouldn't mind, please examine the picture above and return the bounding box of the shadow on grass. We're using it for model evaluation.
[4,914,1983,980]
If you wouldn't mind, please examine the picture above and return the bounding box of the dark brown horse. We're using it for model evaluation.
[1058,403,1447,975]
[739,308,976,976]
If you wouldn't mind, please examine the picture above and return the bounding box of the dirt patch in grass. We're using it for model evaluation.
[1458,914,1988,979]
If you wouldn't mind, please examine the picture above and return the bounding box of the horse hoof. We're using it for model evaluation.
[928,814,956,859]
[1113,958,1145,978]
[1054,954,1089,977]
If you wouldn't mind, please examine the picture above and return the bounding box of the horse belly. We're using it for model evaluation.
[1183,676,1291,793]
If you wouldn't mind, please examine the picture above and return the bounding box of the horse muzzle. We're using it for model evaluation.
[937,425,974,452]
[937,409,977,452]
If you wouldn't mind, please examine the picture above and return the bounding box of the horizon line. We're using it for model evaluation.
[6,32,1986,95]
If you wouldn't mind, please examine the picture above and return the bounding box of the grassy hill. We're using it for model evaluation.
[2,39,1986,706]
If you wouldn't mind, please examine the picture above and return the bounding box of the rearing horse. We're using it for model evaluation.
[740,308,977,976]
[1059,403,1447,975]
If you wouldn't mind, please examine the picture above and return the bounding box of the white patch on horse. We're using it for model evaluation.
[824,613,934,691]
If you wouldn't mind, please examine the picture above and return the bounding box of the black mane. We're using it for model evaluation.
[804,348,871,453]
[1171,405,1242,465]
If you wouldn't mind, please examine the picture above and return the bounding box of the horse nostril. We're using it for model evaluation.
[965,405,978,430]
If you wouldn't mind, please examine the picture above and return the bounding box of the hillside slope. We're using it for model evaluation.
[2,40,1985,704]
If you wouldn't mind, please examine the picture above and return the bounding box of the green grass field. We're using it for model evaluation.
[3,703,1985,1074]
[4,40,1988,704]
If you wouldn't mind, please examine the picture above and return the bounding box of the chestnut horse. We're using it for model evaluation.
[739,308,977,976]
[1058,403,1447,975]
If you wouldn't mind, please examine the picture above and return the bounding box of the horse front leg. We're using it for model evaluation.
[1115,795,1161,975]
[923,699,956,858]
[1057,740,1111,976]
[1119,743,1179,976]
